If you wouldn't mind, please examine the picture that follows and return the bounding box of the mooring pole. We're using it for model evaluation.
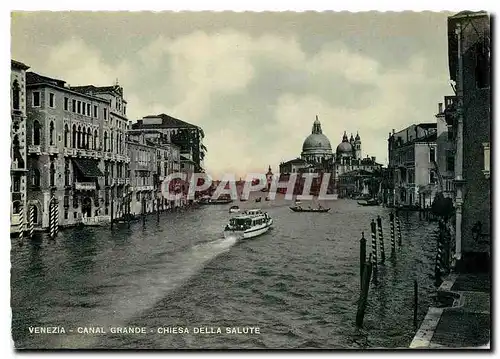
[435,220,444,286]
[142,197,146,227]
[356,254,373,328]
[377,215,385,264]
[157,197,160,223]
[413,279,419,329]
[29,204,35,239]
[360,232,366,289]
[49,198,55,240]
[396,210,402,247]
[389,212,395,254]
[370,219,378,281]
[110,198,114,230]
[18,205,24,245]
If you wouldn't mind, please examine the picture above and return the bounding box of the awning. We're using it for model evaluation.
[72,158,104,177]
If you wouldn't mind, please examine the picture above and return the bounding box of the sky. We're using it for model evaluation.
[11,11,455,179]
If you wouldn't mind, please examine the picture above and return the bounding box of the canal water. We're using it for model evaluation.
[11,196,439,349]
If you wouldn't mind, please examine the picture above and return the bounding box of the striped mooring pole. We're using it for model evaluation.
[389,212,395,253]
[54,199,59,236]
[435,220,444,284]
[370,219,377,266]
[396,210,402,246]
[49,198,56,239]
[29,205,35,238]
[18,206,24,243]
[377,215,385,263]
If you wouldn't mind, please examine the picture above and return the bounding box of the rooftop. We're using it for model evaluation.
[133,113,199,130]
[11,59,30,70]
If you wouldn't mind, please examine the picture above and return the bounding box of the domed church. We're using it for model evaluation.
[279,116,381,178]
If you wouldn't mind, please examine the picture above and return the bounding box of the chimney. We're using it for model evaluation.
[371,156,376,162]
[438,102,443,113]
[392,129,395,135]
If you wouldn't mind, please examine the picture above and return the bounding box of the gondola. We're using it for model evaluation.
[255,197,262,203]
[290,206,330,213]
[357,199,379,206]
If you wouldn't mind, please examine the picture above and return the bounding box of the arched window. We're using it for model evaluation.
[12,175,21,192]
[72,124,76,148]
[116,134,119,154]
[64,160,70,186]
[77,126,81,148]
[12,134,24,168]
[110,132,114,152]
[49,162,55,187]
[31,168,40,187]
[33,120,41,145]
[93,129,98,150]
[12,80,20,110]
[12,201,22,215]
[87,128,91,149]
[49,121,55,146]
[104,131,108,152]
[64,124,69,147]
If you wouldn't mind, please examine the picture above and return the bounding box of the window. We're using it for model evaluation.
[64,160,70,187]
[64,210,69,219]
[103,108,108,120]
[12,80,20,110]
[429,169,437,184]
[72,99,76,112]
[77,101,81,114]
[73,195,78,209]
[12,175,20,192]
[429,147,436,163]
[87,128,91,149]
[64,195,69,208]
[476,38,490,89]
[31,168,40,187]
[64,97,69,111]
[93,129,98,150]
[33,120,41,145]
[64,124,69,147]
[49,121,55,146]
[49,93,55,108]
[104,131,108,152]
[93,105,98,118]
[82,102,86,115]
[446,150,455,172]
[50,162,55,187]
[124,105,126,115]
[87,104,91,116]
[32,92,40,107]
[77,126,82,148]
[72,124,77,148]
[482,142,490,179]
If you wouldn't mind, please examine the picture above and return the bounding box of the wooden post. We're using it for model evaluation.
[377,215,385,264]
[29,204,35,239]
[54,199,59,236]
[396,210,402,246]
[360,232,366,289]
[127,194,131,229]
[370,219,378,281]
[413,279,418,329]
[18,205,24,245]
[157,197,160,223]
[49,198,55,240]
[110,198,114,230]
[356,255,373,328]
[142,197,146,227]
[435,220,443,286]
[389,212,395,254]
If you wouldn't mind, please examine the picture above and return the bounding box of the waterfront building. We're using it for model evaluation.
[10,60,30,234]
[279,116,381,196]
[435,98,456,200]
[446,11,491,268]
[131,114,206,173]
[25,72,129,229]
[387,124,438,207]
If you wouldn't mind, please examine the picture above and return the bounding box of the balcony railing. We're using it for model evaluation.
[82,215,111,226]
[74,181,96,191]
[125,178,130,185]
[117,178,125,185]
[48,145,59,155]
[64,148,75,156]
[135,185,154,191]
[28,145,41,154]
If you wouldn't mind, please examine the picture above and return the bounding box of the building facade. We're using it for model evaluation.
[25,72,129,229]
[132,114,206,173]
[447,11,491,267]
[11,60,30,234]
[435,98,456,200]
[387,124,439,207]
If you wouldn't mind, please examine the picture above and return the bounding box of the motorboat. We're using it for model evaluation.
[290,206,330,213]
[229,205,240,213]
[223,209,273,240]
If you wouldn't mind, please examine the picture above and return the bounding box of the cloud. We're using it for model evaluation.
[12,14,452,179]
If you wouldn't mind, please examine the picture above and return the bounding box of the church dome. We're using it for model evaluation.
[301,116,333,155]
[336,131,354,156]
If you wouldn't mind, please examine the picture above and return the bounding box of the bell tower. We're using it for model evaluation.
[354,132,362,159]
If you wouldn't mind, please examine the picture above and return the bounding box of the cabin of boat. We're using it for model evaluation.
[229,205,240,213]
[224,209,273,240]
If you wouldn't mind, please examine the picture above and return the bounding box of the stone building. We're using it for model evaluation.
[435,98,457,200]
[10,60,30,234]
[25,72,130,229]
[387,124,438,207]
[446,11,491,269]
[132,113,206,173]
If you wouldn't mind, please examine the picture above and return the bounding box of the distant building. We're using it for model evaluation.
[10,60,30,234]
[435,98,456,200]
[446,11,491,269]
[132,114,206,173]
[25,72,130,228]
[279,116,381,196]
[387,124,438,207]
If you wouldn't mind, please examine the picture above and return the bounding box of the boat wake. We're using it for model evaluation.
[47,236,238,349]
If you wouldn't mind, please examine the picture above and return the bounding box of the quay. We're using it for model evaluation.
[410,273,490,349]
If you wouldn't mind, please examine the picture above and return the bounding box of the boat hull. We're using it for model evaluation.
[224,219,273,240]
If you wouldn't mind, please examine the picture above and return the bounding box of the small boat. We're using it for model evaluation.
[357,199,380,206]
[229,205,240,213]
[223,209,273,240]
[240,198,247,202]
[255,197,262,203]
[265,197,270,201]
[290,206,330,213]
[294,200,302,206]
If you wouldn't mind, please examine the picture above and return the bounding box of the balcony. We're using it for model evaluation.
[48,145,59,155]
[105,152,113,160]
[74,181,96,191]
[11,160,26,171]
[117,178,125,185]
[125,178,130,185]
[28,145,41,154]
[64,148,75,156]
[135,185,154,191]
